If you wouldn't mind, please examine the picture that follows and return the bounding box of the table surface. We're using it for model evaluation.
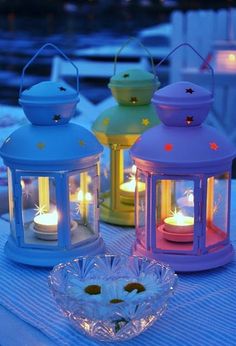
[0,181,235,346]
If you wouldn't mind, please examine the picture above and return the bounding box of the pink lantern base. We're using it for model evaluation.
[132,242,234,272]
[153,225,226,252]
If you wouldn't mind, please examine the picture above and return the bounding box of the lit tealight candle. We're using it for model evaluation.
[34,209,58,233]
[120,165,145,196]
[164,209,194,234]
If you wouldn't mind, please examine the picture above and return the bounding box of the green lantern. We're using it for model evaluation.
[92,41,160,226]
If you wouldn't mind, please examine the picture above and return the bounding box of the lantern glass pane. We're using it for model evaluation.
[7,168,16,238]
[206,173,229,248]
[21,176,58,246]
[120,149,137,204]
[156,179,194,252]
[69,166,98,246]
[123,148,133,183]
[136,170,146,247]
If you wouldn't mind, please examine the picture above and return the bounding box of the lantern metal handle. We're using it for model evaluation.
[113,37,156,78]
[156,42,215,96]
[19,43,79,96]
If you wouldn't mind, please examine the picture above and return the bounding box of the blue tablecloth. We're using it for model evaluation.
[0,181,236,346]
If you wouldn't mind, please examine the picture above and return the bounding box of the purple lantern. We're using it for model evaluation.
[130,45,236,272]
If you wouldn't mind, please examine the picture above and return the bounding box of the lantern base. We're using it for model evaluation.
[132,241,234,272]
[4,235,106,267]
[99,199,135,226]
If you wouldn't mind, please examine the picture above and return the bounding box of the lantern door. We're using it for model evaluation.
[15,172,59,248]
[68,165,99,247]
[205,172,230,251]
[153,176,200,254]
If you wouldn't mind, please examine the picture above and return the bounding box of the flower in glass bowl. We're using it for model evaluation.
[48,255,177,342]
[67,277,104,301]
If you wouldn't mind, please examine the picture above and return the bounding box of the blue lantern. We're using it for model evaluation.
[0,44,105,266]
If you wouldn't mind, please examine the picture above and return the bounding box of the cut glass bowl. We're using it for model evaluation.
[48,255,177,342]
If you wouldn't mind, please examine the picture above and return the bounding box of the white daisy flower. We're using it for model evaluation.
[66,276,104,302]
[123,273,162,300]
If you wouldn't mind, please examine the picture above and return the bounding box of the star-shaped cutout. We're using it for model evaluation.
[142,118,150,126]
[53,114,61,122]
[130,97,137,104]
[186,116,194,125]
[59,86,66,91]
[123,73,129,78]
[37,142,45,150]
[102,118,110,126]
[209,142,219,151]
[186,88,194,94]
[164,143,173,151]
[78,140,85,146]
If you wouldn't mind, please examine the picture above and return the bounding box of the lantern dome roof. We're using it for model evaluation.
[108,69,160,106]
[92,104,159,146]
[19,81,79,126]
[131,81,235,172]
[130,123,235,171]
[108,69,158,89]
[152,81,213,126]
[0,123,103,168]
[20,81,78,104]
[152,81,212,105]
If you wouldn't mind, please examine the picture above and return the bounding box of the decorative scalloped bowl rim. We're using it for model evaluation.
[48,254,178,307]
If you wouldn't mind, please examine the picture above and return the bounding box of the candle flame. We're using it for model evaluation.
[170,209,186,225]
